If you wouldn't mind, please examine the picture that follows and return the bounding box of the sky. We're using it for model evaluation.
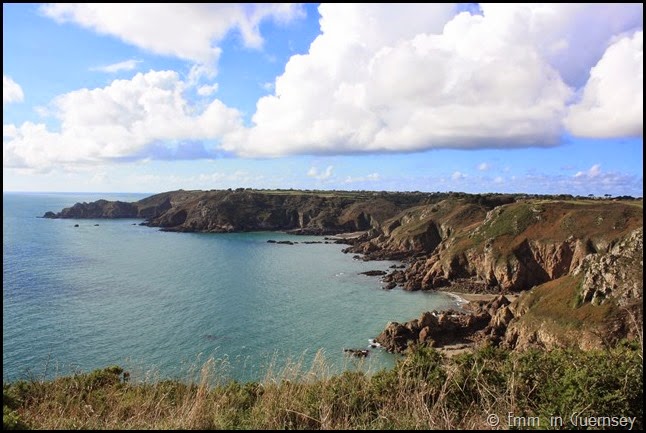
[2,3,643,196]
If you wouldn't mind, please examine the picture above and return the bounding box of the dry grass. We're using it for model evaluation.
[4,344,642,430]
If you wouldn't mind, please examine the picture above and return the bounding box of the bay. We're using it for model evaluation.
[3,192,458,383]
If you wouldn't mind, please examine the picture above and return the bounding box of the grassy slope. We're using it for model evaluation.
[4,345,642,430]
[438,200,643,269]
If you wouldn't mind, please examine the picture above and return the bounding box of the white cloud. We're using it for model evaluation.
[40,4,304,66]
[451,171,466,181]
[222,4,575,156]
[6,4,643,173]
[3,75,24,105]
[218,4,642,157]
[565,31,643,138]
[3,70,242,170]
[574,164,602,178]
[477,162,490,171]
[477,4,642,88]
[90,59,142,73]
[307,165,334,180]
[589,164,602,177]
[493,176,504,184]
[197,83,219,96]
[344,172,380,183]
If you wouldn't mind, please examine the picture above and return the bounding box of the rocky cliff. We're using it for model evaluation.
[45,190,642,351]
[43,189,430,234]
[376,227,643,353]
[348,199,642,294]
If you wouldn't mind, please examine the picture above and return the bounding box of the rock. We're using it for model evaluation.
[376,305,496,353]
[359,270,387,276]
[343,348,370,357]
[418,311,437,328]
[267,240,277,243]
[383,282,397,290]
[74,224,79,227]
[374,322,415,353]
[46,200,138,219]
[575,227,643,306]
[419,326,431,343]
[491,305,515,328]
[94,224,99,226]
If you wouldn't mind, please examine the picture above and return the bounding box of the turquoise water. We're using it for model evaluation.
[3,193,458,383]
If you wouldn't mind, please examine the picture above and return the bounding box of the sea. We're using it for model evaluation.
[3,192,459,383]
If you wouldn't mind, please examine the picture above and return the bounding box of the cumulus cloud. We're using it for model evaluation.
[197,83,219,96]
[477,162,490,171]
[565,31,643,138]
[90,59,142,73]
[224,4,577,156]
[7,4,642,171]
[478,4,642,88]
[3,75,24,105]
[41,4,304,66]
[218,4,642,157]
[3,70,242,170]
[307,165,334,180]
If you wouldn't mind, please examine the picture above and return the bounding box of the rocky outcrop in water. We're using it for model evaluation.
[374,295,510,353]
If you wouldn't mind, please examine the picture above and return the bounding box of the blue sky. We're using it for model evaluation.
[3,3,643,196]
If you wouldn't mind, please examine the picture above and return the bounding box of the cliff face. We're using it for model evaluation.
[43,190,428,234]
[376,227,643,353]
[43,199,139,219]
[350,200,642,293]
[503,227,643,351]
[575,227,643,307]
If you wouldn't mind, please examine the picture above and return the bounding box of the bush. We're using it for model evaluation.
[3,345,642,430]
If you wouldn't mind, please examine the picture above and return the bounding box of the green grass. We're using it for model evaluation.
[518,275,617,330]
[4,345,642,430]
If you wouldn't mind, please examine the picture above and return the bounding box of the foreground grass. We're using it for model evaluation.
[4,344,642,430]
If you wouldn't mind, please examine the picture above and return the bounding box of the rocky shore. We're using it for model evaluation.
[44,189,643,353]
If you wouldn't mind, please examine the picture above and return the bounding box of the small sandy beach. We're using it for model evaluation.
[445,291,519,304]
[327,231,367,240]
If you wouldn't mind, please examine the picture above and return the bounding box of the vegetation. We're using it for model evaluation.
[4,345,642,430]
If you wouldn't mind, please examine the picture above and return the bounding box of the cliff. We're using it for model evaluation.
[375,226,643,353]
[44,192,642,296]
[349,199,642,293]
[43,189,429,234]
[44,190,643,352]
